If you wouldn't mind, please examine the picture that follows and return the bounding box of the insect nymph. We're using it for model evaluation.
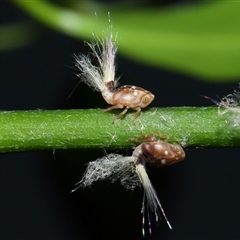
[74,27,154,123]
[71,134,185,236]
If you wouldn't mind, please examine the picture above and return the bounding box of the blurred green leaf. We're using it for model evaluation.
[0,21,40,51]
[13,1,240,81]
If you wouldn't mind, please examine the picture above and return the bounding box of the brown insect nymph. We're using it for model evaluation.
[133,134,185,167]
[102,82,155,123]
[74,28,154,124]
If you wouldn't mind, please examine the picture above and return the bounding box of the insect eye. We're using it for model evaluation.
[143,96,149,103]
[172,144,180,152]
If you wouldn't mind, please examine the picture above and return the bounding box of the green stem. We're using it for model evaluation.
[0,107,239,153]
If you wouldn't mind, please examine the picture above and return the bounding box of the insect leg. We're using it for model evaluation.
[113,107,129,123]
[102,103,124,112]
[132,106,141,124]
[132,134,157,143]
[156,130,170,141]
[102,104,127,123]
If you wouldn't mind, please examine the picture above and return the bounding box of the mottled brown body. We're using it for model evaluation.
[102,81,155,123]
[132,134,185,167]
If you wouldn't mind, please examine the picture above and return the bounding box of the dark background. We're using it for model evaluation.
[1,1,240,240]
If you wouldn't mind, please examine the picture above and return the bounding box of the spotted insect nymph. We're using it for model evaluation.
[71,134,185,236]
[74,24,154,123]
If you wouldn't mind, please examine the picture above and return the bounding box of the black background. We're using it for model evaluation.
[1,1,240,240]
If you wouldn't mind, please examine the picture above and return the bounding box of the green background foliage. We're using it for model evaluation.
[4,0,240,81]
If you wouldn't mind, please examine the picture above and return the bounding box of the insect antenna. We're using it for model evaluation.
[69,183,82,193]
[142,192,162,236]
[136,164,172,231]
[66,79,82,101]
[141,192,146,237]
[201,95,229,108]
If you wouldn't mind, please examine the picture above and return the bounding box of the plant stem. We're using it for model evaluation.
[0,107,239,153]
